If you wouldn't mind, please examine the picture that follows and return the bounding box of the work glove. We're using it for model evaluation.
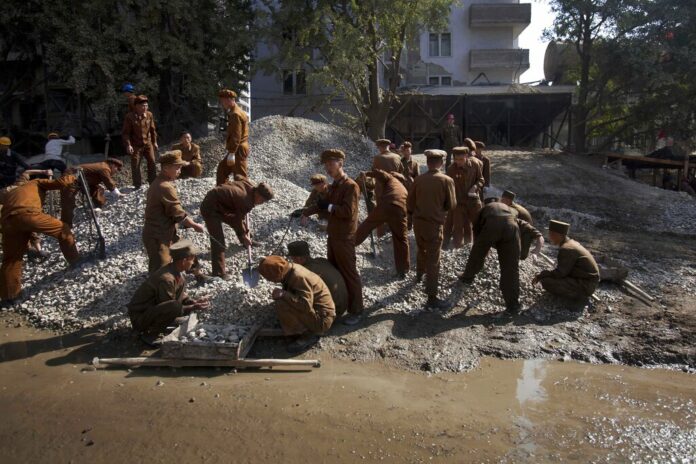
[317,199,330,211]
[290,208,304,218]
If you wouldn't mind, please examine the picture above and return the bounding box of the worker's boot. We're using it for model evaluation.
[415,272,424,284]
[341,313,362,326]
[459,274,474,285]
[505,302,521,315]
[426,297,451,310]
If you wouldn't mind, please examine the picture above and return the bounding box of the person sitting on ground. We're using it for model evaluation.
[60,158,125,226]
[287,240,349,317]
[500,190,533,225]
[42,132,76,174]
[171,131,203,179]
[533,220,600,301]
[258,255,335,354]
[128,239,210,345]
[297,174,330,226]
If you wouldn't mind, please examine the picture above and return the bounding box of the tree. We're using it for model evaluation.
[256,0,454,140]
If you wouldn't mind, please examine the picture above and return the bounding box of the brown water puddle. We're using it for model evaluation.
[0,323,694,463]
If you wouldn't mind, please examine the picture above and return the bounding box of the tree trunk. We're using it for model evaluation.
[574,20,593,154]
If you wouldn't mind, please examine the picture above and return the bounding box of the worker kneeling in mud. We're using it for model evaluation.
[258,255,335,354]
[128,239,210,346]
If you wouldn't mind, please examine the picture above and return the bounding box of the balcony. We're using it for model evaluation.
[470,49,530,71]
[469,3,531,30]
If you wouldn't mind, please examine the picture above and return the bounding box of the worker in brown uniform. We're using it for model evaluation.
[60,158,125,226]
[217,89,249,184]
[298,174,330,225]
[399,141,419,191]
[443,146,484,248]
[355,169,410,278]
[122,95,158,188]
[302,149,363,325]
[200,178,274,279]
[407,149,456,309]
[142,151,205,274]
[172,131,203,179]
[474,140,491,201]
[441,114,462,168]
[500,190,533,224]
[0,174,82,306]
[287,240,349,317]
[258,255,336,353]
[128,239,210,345]
[371,139,403,236]
[460,198,526,314]
[533,220,600,300]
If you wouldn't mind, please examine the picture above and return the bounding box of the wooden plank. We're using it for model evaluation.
[604,152,696,169]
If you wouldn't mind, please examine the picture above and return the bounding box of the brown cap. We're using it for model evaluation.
[549,220,570,235]
[463,138,476,151]
[134,95,148,104]
[375,139,391,146]
[258,256,290,283]
[320,149,345,163]
[47,132,59,139]
[502,190,515,200]
[424,149,446,160]
[310,174,327,185]
[0,137,11,146]
[475,141,486,149]
[158,150,187,166]
[452,146,470,155]
[105,157,124,168]
[287,240,310,257]
[255,182,274,201]
[170,239,199,261]
[218,89,237,99]
[401,141,412,149]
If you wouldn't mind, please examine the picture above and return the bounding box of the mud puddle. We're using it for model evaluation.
[0,321,694,463]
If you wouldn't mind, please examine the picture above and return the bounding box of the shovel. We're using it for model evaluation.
[243,244,260,288]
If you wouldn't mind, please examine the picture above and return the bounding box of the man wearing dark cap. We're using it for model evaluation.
[302,148,363,324]
[371,139,403,237]
[460,197,524,314]
[500,190,533,225]
[441,114,462,168]
[128,239,211,345]
[200,177,274,279]
[407,149,457,309]
[60,158,125,226]
[172,131,203,179]
[0,137,30,188]
[287,240,348,317]
[258,255,335,353]
[142,150,205,274]
[121,95,158,188]
[301,174,330,224]
[443,146,484,248]
[399,141,419,191]
[533,220,600,300]
[217,89,249,184]
[473,141,491,200]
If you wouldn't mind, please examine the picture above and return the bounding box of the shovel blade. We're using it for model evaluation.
[243,267,260,288]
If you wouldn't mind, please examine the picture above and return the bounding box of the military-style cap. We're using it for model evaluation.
[255,182,274,201]
[158,150,187,166]
[375,138,391,146]
[475,141,486,149]
[502,190,516,200]
[134,95,148,104]
[105,157,124,168]
[320,148,345,163]
[170,239,199,261]
[463,138,476,151]
[218,89,237,99]
[287,240,310,257]
[484,197,499,204]
[424,149,446,159]
[310,174,326,185]
[549,220,570,235]
[452,146,470,155]
[401,141,412,148]
[258,255,290,282]
[447,113,455,120]
[0,137,12,146]
[47,132,59,139]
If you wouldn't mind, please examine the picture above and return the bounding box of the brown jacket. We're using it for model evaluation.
[200,178,255,240]
[69,162,116,191]
[538,238,600,283]
[306,175,359,240]
[142,174,188,242]
[303,257,348,316]
[401,157,419,190]
[1,176,75,221]
[172,142,202,164]
[127,263,192,318]
[367,169,407,208]
[475,154,491,187]
[442,124,462,151]
[122,111,157,149]
[304,189,328,209]
[517,219,541,260]
[511,203,533,225]
[226,106,250,157]
[372,152,403,174]
[446,157,484,204]
[282,263,336,325]
[407,169,456,225]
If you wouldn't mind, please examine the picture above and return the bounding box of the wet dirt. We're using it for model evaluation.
[1,316,694,463]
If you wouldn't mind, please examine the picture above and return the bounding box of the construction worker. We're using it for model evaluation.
[302,149,363,325]
[0,174,83,306]
[443,146,484,248]
[43,132,75,173]
[127,239,211,345]
[121,83,137,115]
[172,131,203,179]
[217,89,249,184]
[121,95,158,188]
[142,150,205,274]
[473,140,491,200]
[0,137,30,189]
[200,177,274,280]
[533,220,600,300]
[298,174,330,225]
[407,149,456,309]
[441,114,462,168]
[371,139,403,236]
[60,158,125,226]
[355,169,410,278]
[258,255,335,353]
[399,141,419,191]
[500,190,533,225]
[287,240,349,317]
[460,198,534,315]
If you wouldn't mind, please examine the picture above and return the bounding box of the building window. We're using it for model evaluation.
[429,32,451,57]
[428,76,452,86]
[282,70,307,95]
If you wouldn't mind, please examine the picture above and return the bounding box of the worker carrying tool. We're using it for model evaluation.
[295,174,330,226]
[60,158,125,226]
